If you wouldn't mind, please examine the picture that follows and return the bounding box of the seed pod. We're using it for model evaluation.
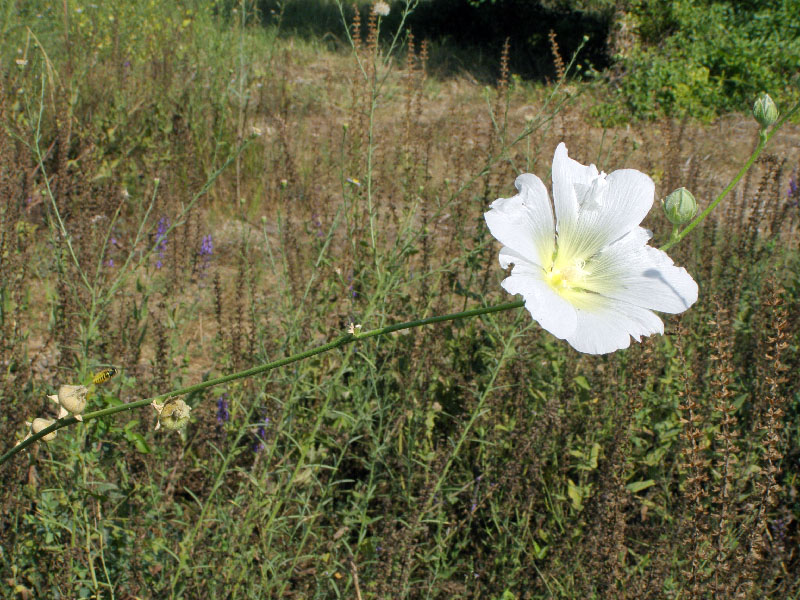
[152,399,191,431]
[49,385,88,421]
[24,418,58,442]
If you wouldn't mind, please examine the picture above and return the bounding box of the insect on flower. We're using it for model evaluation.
[484,143,698,354]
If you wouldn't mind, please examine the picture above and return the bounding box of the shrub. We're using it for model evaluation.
[608,0,800,119]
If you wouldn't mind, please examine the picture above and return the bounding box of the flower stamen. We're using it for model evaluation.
[546,257,589,292]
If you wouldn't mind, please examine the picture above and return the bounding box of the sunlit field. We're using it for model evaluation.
[1,1,799,598]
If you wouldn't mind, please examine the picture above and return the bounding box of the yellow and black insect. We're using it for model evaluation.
[92,367,118,385]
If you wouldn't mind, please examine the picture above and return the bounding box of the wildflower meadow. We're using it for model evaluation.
[1,0,799,598]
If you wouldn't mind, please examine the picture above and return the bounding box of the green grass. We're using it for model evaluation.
[1,1,799,598]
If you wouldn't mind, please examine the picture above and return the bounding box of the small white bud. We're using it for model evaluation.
[372,1,390,16]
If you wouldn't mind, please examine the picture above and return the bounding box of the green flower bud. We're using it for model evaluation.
[25,418,58,442]
[48,384,88,421]
[662,188,697,225]
[152,399,191,431]
[753,93,779,128]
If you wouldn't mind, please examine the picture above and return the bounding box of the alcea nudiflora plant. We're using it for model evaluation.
[6,89,797,461]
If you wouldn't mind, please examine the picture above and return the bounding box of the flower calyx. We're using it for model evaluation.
[152,398,192,431]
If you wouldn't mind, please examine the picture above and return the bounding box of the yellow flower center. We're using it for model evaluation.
[546,257,589,293]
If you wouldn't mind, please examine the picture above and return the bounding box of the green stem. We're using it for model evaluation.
[661,100,799,252]
[1,300,525,467]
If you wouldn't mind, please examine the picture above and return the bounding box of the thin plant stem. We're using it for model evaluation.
[1,300,525,466]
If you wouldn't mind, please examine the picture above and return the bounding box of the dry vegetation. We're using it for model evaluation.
[1,3,799,598]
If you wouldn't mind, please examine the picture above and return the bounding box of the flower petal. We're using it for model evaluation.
[485,173,555,269]
[552,144,655,260]
[600,168,656,243]
[551,142,601,235]
[566,294,665,354]
[584,227,698,313]
[501,262,577,339]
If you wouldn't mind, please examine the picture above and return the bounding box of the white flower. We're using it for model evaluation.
[484,143,698,354]
[372,1,390,16]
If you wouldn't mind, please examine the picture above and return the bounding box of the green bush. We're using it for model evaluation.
[610,0,800,119]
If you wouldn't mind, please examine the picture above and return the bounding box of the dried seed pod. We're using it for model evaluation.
[48,385,88,421]
[152,399,191,431]
[24,418,58,442]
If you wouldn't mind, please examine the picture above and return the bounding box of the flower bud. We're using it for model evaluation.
[753,93,779,128]
[663,187,697,225]
[25,418,58,442]
[48,384,88,421]
[152,399,192,431]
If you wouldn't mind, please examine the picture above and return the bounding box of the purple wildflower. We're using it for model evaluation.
[788,174,798,201]
[197,234,213,277]
[154,217,169,269]
[106,258,114,267]
[312,213,324,238]
[200,235,213,256]
[253,416,270,452]
[216,394,230,424]
[770,517,789,545]
[347,271,357,298]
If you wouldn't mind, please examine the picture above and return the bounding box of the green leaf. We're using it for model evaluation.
[626,479,655,493]
[589,443,600,469]
[129,433,152,454]
[567,479,583,510]
[573,375,590,390]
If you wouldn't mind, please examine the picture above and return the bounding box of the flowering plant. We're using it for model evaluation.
[484,143,698,354]
[5,87,796,463]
